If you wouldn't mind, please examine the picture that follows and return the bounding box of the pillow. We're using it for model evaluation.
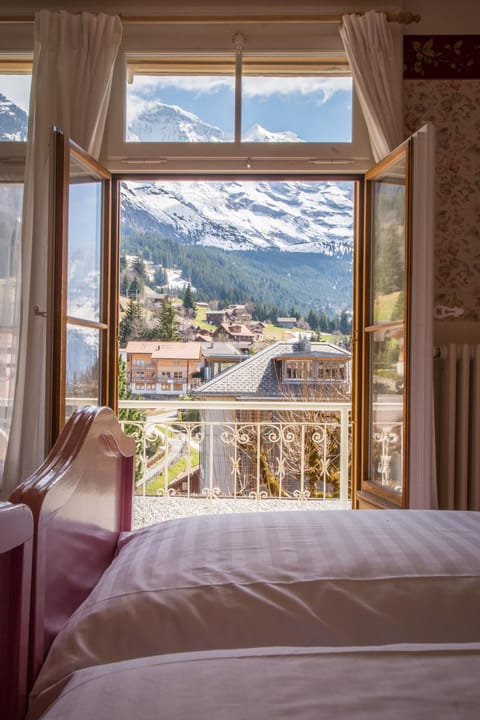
[32,509,480,697]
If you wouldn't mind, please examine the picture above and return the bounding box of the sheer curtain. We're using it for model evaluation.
[341,13,436,508]
[1,10,122,496]
[0,169,22,491]
[340,10,403,162]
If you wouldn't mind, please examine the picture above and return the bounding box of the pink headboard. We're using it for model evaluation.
[0,502,33,720]
[10,406,135,687]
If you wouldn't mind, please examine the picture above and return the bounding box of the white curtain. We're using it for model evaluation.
[408,124,437,509]
[1,10,122,496]
[340,11,404,162]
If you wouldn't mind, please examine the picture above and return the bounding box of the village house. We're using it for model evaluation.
[212,322,255,345]
[276,317,297,329]
[193,339,352,494]
[125,341,203,396]
[200,341,247,381]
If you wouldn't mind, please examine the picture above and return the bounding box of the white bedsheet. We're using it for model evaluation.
[31,510,480,701]
[28,643,480,720]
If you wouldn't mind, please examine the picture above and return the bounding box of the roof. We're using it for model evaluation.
[213,323,254,338]
[201,342,244,360]
[194,340,351,398]
[126,341,201,360]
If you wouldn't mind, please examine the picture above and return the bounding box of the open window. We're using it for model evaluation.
[354,126,434,509]
[51,130,116,438]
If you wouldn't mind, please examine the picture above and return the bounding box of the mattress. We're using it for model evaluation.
[28,644,480,720]
[30,509,480,703]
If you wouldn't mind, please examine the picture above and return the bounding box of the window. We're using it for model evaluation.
[104,23,372,174]
[125,56,352,144]
[0,57,31,145]
[284,360,314,382]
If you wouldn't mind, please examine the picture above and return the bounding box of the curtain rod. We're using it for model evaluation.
[0,12,421,26]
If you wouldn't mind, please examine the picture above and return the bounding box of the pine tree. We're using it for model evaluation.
[183,284,197,317]
[150,296,180,340]
[119,299,148,345]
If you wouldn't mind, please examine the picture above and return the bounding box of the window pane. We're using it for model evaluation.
[127,74,235,142]
[68,158,103,322]
[370,155,407,324]
[368,327,404,495]
[66,324,100,420]
[0,178,22,481]
[242,75,352,143]
[0,74,30,141]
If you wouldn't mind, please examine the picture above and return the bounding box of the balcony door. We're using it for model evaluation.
[51,130,117,439]
[355,125,435,509]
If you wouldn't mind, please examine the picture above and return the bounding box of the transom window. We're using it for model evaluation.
[126,55,352,144]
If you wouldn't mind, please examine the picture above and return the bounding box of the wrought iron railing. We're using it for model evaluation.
[119,399,352,516]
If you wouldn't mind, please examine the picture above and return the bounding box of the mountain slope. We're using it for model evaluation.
[0,94,28,141]
[123,101,354,257]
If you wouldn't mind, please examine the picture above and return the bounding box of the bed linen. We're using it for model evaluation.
[30,509,480,700]
[28,643,480,720]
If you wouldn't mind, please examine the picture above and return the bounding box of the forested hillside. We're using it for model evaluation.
[121,230,352,316]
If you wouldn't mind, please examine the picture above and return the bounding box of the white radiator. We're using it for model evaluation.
[434,344,480,510]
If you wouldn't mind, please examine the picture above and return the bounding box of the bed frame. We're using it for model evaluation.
[10,406,135,689]
[0,502,33,720]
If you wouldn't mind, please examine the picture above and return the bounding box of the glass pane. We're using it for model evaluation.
[65,324,100,420]
[242,76,352,143]
[370,154,406,324]
[127,74,235,142]
[0,178,22,481]
[67,157,103,321]
[368,327,404,495]
[0,74,30,141]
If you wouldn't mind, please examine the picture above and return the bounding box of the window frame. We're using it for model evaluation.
[102,24,372,175]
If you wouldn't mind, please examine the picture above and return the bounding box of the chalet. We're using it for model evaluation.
[195,339,352,401]
[125,341,203,396]
[276,317,297,329]
[206,310,227,326]
[193,339,352,493]
[212,323,255,345]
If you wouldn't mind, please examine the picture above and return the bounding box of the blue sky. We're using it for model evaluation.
[127,75,352,142]
[0,72,352,143]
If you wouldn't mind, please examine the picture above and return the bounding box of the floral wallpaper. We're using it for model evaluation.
[404,36,480,79]
[404,76,480,321]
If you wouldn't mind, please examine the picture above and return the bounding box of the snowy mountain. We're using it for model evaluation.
[0,94,28,141]
[123,102,353,257]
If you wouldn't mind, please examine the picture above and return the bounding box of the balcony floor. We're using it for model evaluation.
[133,495,347,529]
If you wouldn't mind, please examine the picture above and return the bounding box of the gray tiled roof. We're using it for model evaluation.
[194,341,350,398]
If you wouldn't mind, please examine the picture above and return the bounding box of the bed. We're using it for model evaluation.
[0,501,33,720]
[7,406,480,719]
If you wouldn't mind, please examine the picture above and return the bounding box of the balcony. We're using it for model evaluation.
[118,398,352,526]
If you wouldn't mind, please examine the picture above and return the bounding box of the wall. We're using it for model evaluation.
[404,0,480,340]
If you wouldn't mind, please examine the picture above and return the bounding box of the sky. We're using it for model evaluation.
[0,75,31,112]
[0,72,352,143]
[127,75,353,143]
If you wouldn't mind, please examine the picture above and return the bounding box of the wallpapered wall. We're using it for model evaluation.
[403,35,480,323]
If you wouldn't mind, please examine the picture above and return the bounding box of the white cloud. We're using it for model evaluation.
[242,76,352,103]
[0,75,31,113]
[130,75,234,97]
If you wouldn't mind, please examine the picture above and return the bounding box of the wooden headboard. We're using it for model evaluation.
[10,406,135,687]
[0,502,33,720]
